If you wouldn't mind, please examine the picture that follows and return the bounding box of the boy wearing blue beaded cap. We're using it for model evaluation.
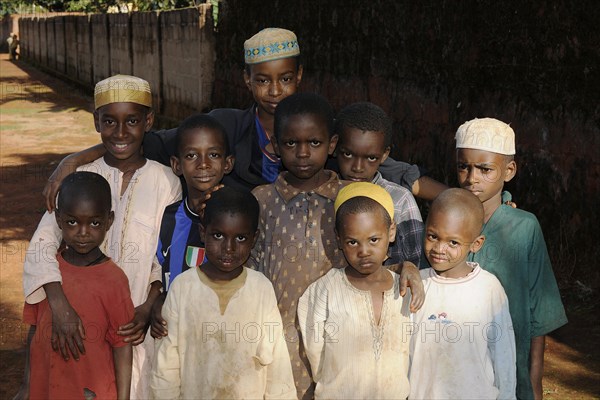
[43,28,444,204]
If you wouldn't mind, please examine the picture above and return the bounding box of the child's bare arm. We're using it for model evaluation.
[117,281,163,345]
[43,144,106,212]
[529,335,545,400]
[397,261,425,312]
[150,292,168,339]
[411,176,448,201]
[12,326,35,400]
[44,282,86,361]
[113,344,133,400]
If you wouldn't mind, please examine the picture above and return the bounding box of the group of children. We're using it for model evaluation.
[17,27,567,400]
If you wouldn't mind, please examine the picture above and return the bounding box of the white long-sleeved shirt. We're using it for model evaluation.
[151,267,297,400]
[409,264,517,400]
[298,267,412,400]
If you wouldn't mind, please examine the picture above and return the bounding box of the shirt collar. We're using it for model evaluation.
[371,171,384,184]
[274,170,342,203]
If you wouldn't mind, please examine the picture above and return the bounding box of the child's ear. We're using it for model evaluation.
[107,211,115,231]
[251,229,260,248]
[295,64,304,87]
[93,111,100,133]
[335,229,342,249]
[170,156,182,176]
[224,155,235,175]
[469,235,486,254]
[199,223,206,242]
[327,135,339,155]
[243,69,252,92]
[54,210,62,229]
[503,160,517,183]
[388,222,397,244]
[144,110,155,132]
[381,146,391,163]
[271,138,281,157]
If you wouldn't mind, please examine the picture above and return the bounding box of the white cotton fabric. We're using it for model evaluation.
[409,264,516,400]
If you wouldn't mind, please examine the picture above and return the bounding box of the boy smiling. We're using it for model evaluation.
[23,75,181,399]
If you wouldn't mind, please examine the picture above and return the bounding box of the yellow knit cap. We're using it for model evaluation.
[244,28,300,65]
[455,117,516,155]
[94,75,152,110]
[334,182,394,220]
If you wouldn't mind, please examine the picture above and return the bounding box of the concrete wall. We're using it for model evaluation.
[18,5,214,120]
[211,0,600,287]
[90,13,110,84]
[76,16,93,84]
[160,7,215,118]
[131,11,161,112]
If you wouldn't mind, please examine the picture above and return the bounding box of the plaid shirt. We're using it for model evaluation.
[373,171,426,268]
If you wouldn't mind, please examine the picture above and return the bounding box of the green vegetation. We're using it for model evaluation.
[1,0,213,14]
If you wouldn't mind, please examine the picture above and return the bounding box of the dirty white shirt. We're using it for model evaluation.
[297,267,412,400]
[409,264,516,400]
[22,157,181,399]
[151,267,297,400]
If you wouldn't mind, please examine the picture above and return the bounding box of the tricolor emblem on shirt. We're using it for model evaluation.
[185,246,205,268]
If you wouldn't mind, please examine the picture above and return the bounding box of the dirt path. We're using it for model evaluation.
[1,54,599,399]
[0,53,100,398]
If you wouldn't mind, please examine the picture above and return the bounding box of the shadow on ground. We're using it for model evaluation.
[1,152,71,244]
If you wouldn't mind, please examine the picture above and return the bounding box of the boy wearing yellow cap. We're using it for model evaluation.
[22,75,182,399]
[455,118,567,399]
[43,28,443,204]
[297,182,423,399]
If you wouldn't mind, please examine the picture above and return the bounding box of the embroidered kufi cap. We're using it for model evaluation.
[335,182,394,220]
[455,117,516,155]
[94,75,152,110]
[244,28,300,65]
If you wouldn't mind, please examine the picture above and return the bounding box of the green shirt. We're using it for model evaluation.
[469,204,567,399]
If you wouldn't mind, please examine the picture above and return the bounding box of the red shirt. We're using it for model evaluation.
[24,253,134,399]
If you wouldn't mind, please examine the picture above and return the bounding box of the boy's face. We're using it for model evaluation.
[456,148,516,209]
[55,198,114,256]
[171,128,234,194]
[336,128,390,182]
[336,210,396,276]
[94,102,154,166]
[424,207,484,278]
[273,114,338,191]
[200,212,258,280]
[244,58,303,118]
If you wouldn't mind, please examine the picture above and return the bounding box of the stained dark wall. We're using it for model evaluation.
[212,0,600,287]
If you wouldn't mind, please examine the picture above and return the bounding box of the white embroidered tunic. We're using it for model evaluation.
[297,267,412,400]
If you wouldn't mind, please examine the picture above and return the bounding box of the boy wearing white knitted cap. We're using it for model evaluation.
[455,117,567,400]
[22,75,182,399]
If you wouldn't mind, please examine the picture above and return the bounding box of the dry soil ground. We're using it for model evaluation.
[1,54,599,399]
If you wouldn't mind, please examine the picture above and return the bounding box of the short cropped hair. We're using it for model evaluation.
[274,92,335,139]
[335,102,392,148]
[335,196,392,232]
[430,188,484,237]
[203,186,260,232]
[175,114,230,157]
[57,171,111,214]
